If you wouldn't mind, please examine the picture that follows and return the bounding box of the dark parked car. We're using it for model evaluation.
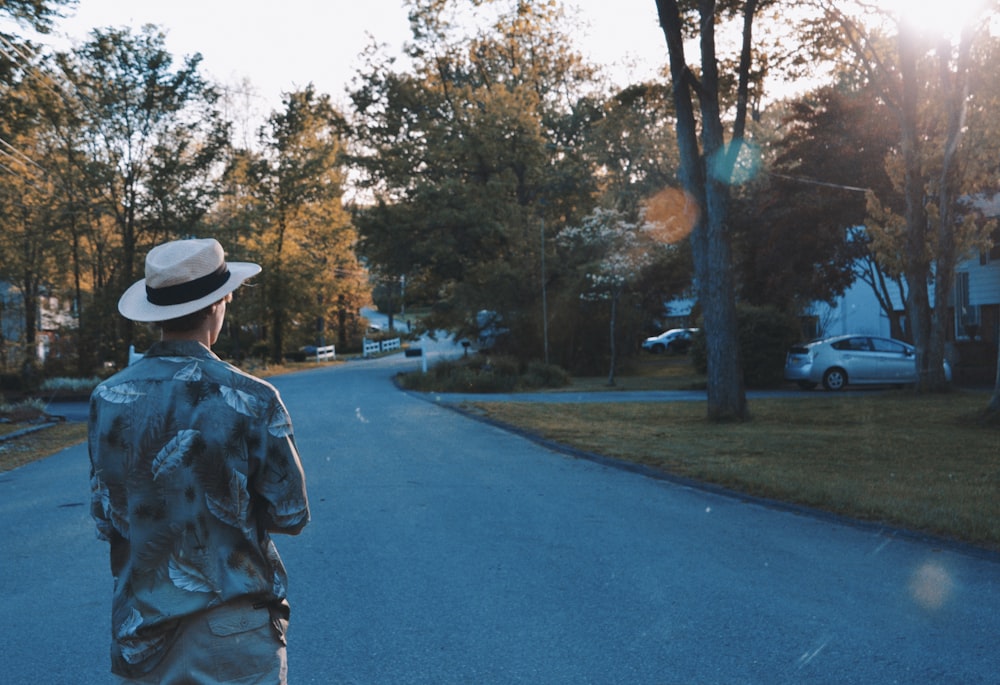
[784,334,952,391]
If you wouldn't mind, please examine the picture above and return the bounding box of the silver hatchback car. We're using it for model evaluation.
[784,334,951,391]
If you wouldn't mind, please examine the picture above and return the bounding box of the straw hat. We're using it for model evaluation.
[118,238,261,322]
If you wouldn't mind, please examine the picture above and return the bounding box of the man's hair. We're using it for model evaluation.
[157,304,214,333]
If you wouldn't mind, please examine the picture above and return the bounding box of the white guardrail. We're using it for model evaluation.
[363,337,402,358]
[315,344,336,361]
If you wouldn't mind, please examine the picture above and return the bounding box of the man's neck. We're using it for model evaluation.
[161,330,213,349]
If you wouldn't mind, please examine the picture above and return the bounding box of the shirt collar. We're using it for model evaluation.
[145,339,221,361]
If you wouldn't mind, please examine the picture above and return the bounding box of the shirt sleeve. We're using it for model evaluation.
[87,394,116,542]
[255,393,310,535]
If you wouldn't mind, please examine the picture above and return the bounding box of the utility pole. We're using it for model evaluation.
[541,216,549,365]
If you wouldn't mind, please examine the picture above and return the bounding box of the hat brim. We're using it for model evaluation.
[118,261,262,322]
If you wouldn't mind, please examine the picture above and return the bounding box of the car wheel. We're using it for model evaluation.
[796,381,817,390]
[822,368,847,391]
[651,343,665,354]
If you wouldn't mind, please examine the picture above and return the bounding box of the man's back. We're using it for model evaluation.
[89,339,309,678]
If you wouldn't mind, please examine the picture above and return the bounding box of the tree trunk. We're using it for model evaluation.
[929,33,973,392]
[270,214,287,364]
[656,0,748,421]
[338,293,347,349]
[899,20,933,390]
[607,290,618,387]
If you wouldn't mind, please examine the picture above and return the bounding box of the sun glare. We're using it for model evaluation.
[872,0,995,38]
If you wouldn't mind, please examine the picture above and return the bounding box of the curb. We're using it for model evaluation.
[0,422,60,444]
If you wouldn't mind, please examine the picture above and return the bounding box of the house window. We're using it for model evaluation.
[981,225,1000,263]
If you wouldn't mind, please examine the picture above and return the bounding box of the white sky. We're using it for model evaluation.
[47,0,668,113]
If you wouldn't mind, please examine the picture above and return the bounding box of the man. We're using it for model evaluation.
[89,238,310,684]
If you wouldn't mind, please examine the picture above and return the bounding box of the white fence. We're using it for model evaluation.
[314,344,336,361]
[363,337,402,358]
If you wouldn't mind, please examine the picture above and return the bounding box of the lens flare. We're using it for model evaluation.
[643,187,699,244]
[909,561,954,611]
[708,140,762,186]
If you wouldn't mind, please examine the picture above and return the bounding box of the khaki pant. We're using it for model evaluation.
[115,600,287,684]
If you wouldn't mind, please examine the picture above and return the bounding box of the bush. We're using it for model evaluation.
[397,356,569,393]
[522,360,571,389]
[690,304,800,389]
[0,398,48,422]
[40,377,101,393]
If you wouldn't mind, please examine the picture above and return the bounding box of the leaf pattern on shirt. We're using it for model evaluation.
[268,404,293,438]
[90,475,115,541]
[173,361,202,382]
[168,553,215,594]
[136,522,185,567]
[121,637,165,666]
[220,385,259,417]
[107,488,130,540]
[97,382,145,404]
[117,610,165,666]
[152,430,199,480]
[272,499,309,528]
[117,607,144,639]
[206,469,250,531]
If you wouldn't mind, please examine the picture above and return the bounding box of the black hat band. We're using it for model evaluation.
[146,264,231,306]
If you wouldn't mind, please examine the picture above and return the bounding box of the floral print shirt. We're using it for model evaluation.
[88,340,310,677]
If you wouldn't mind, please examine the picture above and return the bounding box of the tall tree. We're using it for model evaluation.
[654,0,773,421]
[0,73,69,368]
[350,0,599,362]
[0,0,72,83]
[586,82,680,216]
[557,208,658,385]
[251,86,355,363]
[733,85,898,317]
[0,0,76,368]
[812,0,1000,391]
[55,25,228,361]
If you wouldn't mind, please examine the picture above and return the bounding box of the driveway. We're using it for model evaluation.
[2,342,998,684]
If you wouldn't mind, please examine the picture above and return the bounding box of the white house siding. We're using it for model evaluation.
[962,258,1000,307]
[805,275,903,340]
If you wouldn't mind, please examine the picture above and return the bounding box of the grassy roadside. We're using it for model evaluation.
[466,390,1000,551]
[0,423,88,473]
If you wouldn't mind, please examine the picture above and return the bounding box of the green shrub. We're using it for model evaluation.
[40,377,101,393]
[0,398,47,422]
[522,360,571,389]
[690,304,800,389]
[398,355,569,393]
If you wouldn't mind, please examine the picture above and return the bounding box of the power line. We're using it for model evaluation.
[0,160,45,191]
[769,171,870,194]
[0,136,47,176]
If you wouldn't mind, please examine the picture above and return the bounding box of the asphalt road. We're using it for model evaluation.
[3,339,999,684]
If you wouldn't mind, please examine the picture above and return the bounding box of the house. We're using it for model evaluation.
[0,282,75,366]
[800,277,900,341]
